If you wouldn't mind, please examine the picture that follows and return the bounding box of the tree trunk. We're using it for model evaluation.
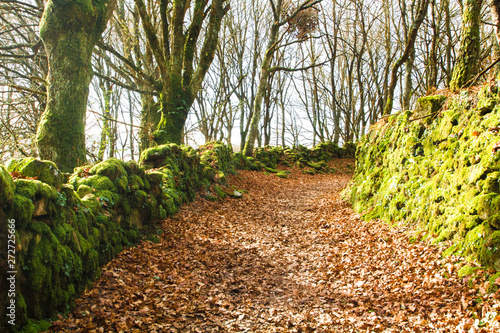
[134,0,228,146]
[491,0,500,76]
[402,49,415,111]
[139,93,161,152]
[36,0,116,172]
[427,0,439,90]
[492,0,500,42]
[383,0,429,115]
[128,91,135,160]
[450,0,484,90]
[98,87,112,161]
[153,85,192,145]
[243,0,283,156]
[243,51,277,155]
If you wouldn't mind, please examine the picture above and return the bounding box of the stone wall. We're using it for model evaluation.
[343,83,500,271]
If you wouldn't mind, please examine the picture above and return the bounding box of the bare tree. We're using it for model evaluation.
[383,0,430,115]
[243,0,322,156]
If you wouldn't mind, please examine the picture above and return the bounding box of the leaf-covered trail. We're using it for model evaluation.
[49,160,500,332]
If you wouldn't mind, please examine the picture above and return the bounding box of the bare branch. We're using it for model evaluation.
[269,59,328,73]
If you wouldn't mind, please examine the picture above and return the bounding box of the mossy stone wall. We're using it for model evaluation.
[0,142,238,331]
[343,84,500,270]
[0,140,353,331]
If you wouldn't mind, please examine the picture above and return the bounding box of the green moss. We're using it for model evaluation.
[15,291,28,329]
[6,157,64,188]
[95,190,119,208]
[22,220,83,319]
[89,158,127,181]
[128,174,145,189]
[484,172,500,193]
[276,171,289,178]
[18,318,52,333]
[14,179,58,201]
[163,196,177,215]
[204,193,219,201]
[76,184,93,198]
[488,215,500,229]
[13,195,35,228]
[264,166,278,173]
[80,194,100,212]
[0,165,14,207]
[479,230,500,269]
[83,249,100,279]
[303,168,316,175]
[216,170,226,184]
[476,193,500,221]
[114,175,128,192]
[77,174,115,191]
[213,185,227,199]
[146,171,164,186]
[477,97,498,115]
[130,190,148,207]
[488,272,500,293]
[140,143,180,168]
[203,166,216,182]
[158,205,167,219]
[458,265,481,277]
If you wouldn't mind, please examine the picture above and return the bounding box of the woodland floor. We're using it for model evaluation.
[47,159,500,333]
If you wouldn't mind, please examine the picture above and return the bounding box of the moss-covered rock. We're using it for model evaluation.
[276,171,289,179]
[413,95,447,122]
[89,158,127,181]
[213,185,227,199]
[458,265,481,277]
[6,157,64,188]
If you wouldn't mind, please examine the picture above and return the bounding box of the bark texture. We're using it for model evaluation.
[37,0,116,172]
[450,0,484,90]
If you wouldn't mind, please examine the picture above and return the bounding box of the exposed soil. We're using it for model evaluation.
[47,159,500,332]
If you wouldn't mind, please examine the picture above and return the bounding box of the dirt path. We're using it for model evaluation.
[48,160,500,332]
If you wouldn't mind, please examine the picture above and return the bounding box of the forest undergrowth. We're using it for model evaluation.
[45,159,500,332]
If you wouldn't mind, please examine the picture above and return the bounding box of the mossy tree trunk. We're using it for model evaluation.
[139,93,161,153]
[450,0,484,90]
[134,0,229,146]
[36,0,116,172]
[97,87,112,161]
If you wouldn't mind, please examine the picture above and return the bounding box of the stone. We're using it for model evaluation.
[33,197,48,217]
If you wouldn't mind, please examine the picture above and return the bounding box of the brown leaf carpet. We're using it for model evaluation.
[48,159,500,332]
